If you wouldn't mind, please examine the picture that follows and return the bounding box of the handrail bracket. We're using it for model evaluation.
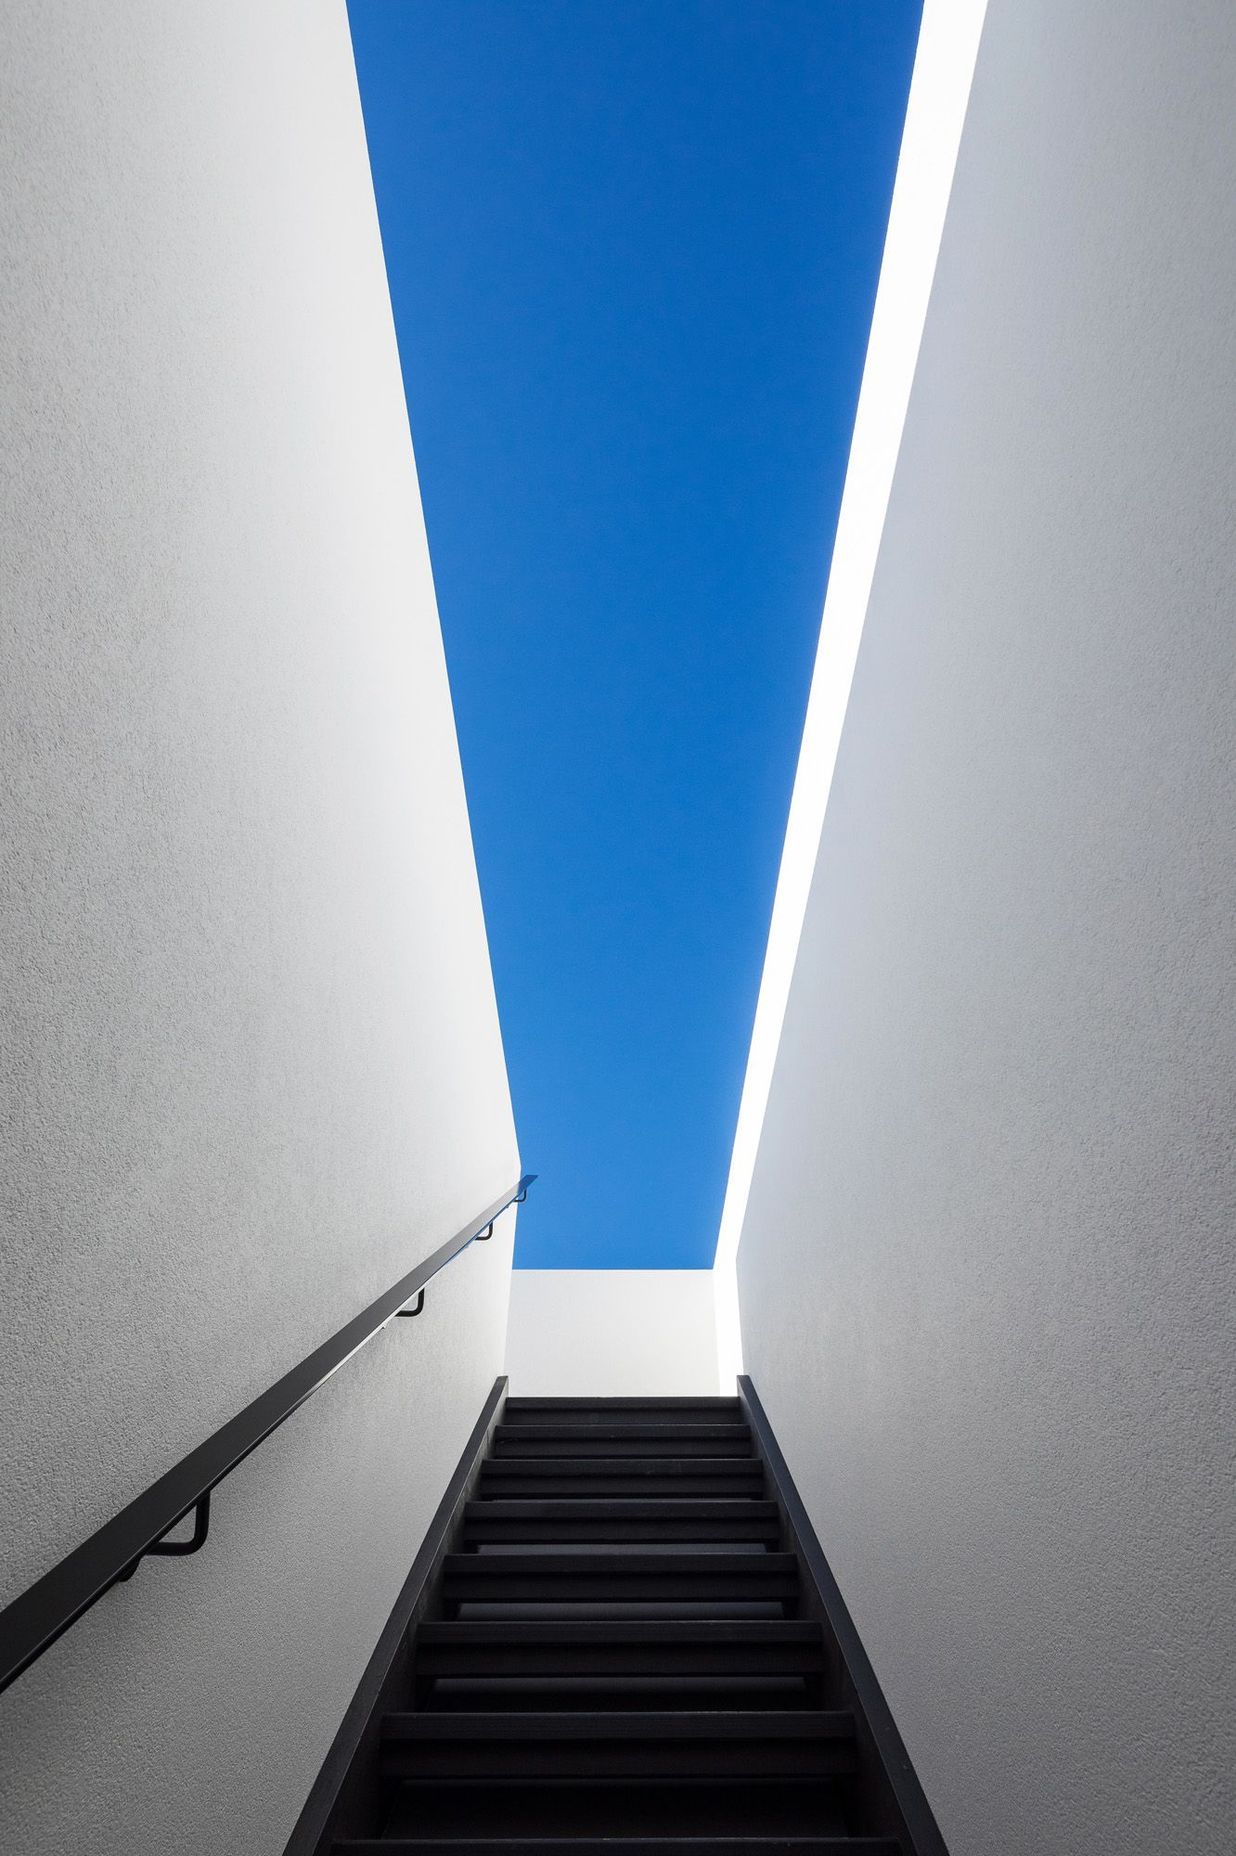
[117,1492,212,1582]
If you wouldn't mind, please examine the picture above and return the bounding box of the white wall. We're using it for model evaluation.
[507,1273,721,1396]
[713,0,989,1376]
[0,6,518,1853]
[734,4,1236,1856]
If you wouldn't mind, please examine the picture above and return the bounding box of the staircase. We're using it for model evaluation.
[315,1390,937,1855]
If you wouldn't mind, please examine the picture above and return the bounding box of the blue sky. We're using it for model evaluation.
[348,0,922,1267]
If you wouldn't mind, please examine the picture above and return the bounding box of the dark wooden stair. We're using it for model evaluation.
[295,1390,946,1855]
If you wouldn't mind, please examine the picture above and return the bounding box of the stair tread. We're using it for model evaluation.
[378,1778,855,1839]
[463,1499,780,1543]
[382,1713,856,1779]
[443,1561,797,1603]
[385,1711,852,1741]
[447,1552,796,1574]
[479,1462,764,1490]
[477,1467,766,1498]
[495,1430,752,1457]
[504,1397,744,1408]
[482,1457,761,1469]
[338,1842,897,1854]
[421,1680,813,1712]
[467,1499,777,1516]
[496,1425,750,1440]
[414,1620,823,1677]
[418,1621,820,1642]
[482,1447,760,1462]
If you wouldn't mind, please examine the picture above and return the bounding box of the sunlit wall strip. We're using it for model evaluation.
[712,0,991,1382]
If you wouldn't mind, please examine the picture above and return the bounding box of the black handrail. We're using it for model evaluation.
[0,1173,535,1697]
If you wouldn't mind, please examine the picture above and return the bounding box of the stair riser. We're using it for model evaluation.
[464,1516,780,1543]
[416,1643,822,1677]
[502,1398,744,1423]
[478,1473,764,1497]
[446,1575,797,1603]
[339,1842,896,1855]
[467,1498,778,1521]
[378,1779,854,1839]
[444,1550,799,1606]
[496,1424,750,1439]
[494,1437,752,1458]
[383,1744,856,1780]
[420,1681,813,1712]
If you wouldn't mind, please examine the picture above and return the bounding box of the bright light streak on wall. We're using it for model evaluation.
[712,0,990,1380]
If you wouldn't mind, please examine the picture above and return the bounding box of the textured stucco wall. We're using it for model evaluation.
[735,4,1236,1855]
[506,1273,721,1395]
[0,5,518,1852]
